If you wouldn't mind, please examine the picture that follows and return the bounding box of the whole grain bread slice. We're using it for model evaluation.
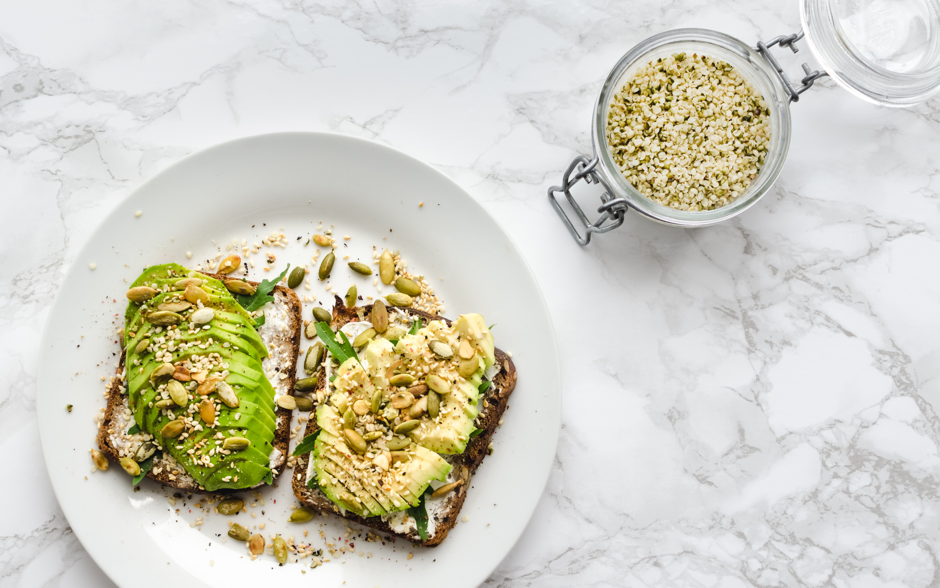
[291,297,517,546]
[96,279,303,493]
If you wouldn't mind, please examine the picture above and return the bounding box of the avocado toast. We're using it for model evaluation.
[291,297,517,546]
[97,263,302,492]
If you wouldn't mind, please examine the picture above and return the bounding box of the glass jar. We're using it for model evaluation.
[550,0,940,244]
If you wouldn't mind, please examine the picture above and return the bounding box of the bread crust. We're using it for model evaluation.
[291,297,517,546]
[96,279,302,493]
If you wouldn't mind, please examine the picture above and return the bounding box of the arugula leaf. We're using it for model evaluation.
[469,428,483,438]
[408,318,423,335]
[407,488,432,542]
[488,324,496,330]
[478,380,492,394]
[263,470,274,485]
[132,451,159,486]
[307,475,318,489]
[253,313,266,328]
[315,322,359,365]
[388,339,399,346]
[235,265,290,312]
[293,430,321,456]
[127,424,141,435]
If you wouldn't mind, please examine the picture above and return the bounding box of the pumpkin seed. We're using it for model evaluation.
[277,395,297,410]
[379,249,395,285]
[363,431,383,441]
[457,357,479,378]
[343,408,356,429]
[343,429,368,453]
[345,285,357,307]
[386,436,411,450]
[349,261,372,276]
[248,534,265,555]
[389,450,409,464]
[173,365,191,382]
[126,286,158,303]
[386,293,413,307]
[394,277,421,297]
[394,420,420,435]
[428,390,440,419]
[288,266,305,289]
[352,399,370,416]
[149,363,175,387]
[386,325,407,341]
[352,328,376,348]
[217,497,244,515]
[458,339,475,359]
[304,343,323,375]
[199,399,216,425]
[371,300,388,334]
[426,375,451,395]
[313,234,331,247]
[304,320,317,339]
[190,308,215,325]
[197,376,223,396]
[429,340,453,359]
[389,374,415,387]
[146,311,183,326]
[228,523,250,542]
[312,307,332,323]
[183,283,210,304]
[161,419,185,438]
[119,457,140,476]
[391,392,415,409]
[156,300,192,313]
[217,255,241,275]
[295,376,319,392]
[135,442,156,462]
[224,279,256,296]
[318,251,335,280]
[134,338,151,354]
[406,383,428,397]
[91,449,109,471]
[223,437,250,451]
[174,277,203,289]
[289,507,317,523]
[371,389,384,413]
[215,381,239,408]
[167,380,188,407]
[154,398,175,410]
[294,396,313,411]
[431,480,463,499]
[409,396,428,418]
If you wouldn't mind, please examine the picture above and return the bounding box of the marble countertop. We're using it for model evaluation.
[3,1,940,586]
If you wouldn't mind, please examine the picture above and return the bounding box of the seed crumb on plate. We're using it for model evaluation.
[135,210,142,217]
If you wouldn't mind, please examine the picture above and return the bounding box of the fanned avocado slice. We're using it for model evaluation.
[316,440,387,516]
[313,441,368,516]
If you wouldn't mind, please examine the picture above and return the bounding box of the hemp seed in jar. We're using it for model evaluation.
[606,53,771,211]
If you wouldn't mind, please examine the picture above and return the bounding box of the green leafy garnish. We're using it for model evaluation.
[132,451,159,486]
[478,380,492,394]
[263,470,274,485]
[127,424,140,435]
[407,488,432,542]
[389,339,399,346]
[316,322,359,365]
[293,430,321,456]
[235,265,290,313]
[253,313,266,328]
[488,324,496,330]
[408,318,423,335]
[469,428,483,438]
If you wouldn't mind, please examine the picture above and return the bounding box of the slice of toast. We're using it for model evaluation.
[96,279,303,492]
[291,297,517,546]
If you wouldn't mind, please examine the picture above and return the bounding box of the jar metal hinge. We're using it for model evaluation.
[756,30,829,102]
[547,155,629,245]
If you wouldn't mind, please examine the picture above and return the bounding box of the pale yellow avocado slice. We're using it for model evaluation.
[457,314,495,370]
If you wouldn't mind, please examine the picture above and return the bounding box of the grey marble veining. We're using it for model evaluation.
[3,0,940,586]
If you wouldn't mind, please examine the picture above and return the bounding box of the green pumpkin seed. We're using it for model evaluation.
[431,480,463,498]
[304,320,317,339]
[362,431,383,441]
[371,389,384,413]
[174,277,203,289]
[428,390,440,419]
[386,326,407,341]
[426,375,451,395]
[126,286,158,303]
[389,374,414,387]
[249,534,265,555]
[371,300,388,334]
[386,293,413,307]
[457,357,479,378]
[228,523,251,542]
[223,437,250,451]
[318,251,335,280]
[295,376,319,392]
[429,340,453,359]
[294,396,313,411]
[119,457,140,476]
[277,395,297,410]
[161,419,185,438]
[343,408,356,429]
[386,436,411,450]
[289,506,317,523]
[352,328,376,348]
[154,398,175,410]
[313,234,331,247]
[379,249,395,285]
[224,279,256,296]
[394,277,421,297]
[312,307,332,323]
[91,449,109,471]
[134,338,150,354]
[288,266,306,289]
[146,311,183,326]
[394,420,420,435]
[135,441,156,462]
[343,429,368,453]
[304,343,323,375]
[348,261,372,276]
[345,285,357,307]
[215,381,239,408]
[217,498,244,515]
[166,380,188,407]
[149,363,176,387]
[217,254,241,275]
[156,301,192,313]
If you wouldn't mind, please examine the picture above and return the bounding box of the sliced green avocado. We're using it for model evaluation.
[313,440,368,516]
[414,380,478,455]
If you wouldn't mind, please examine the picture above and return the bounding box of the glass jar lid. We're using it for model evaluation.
[802,0,940,106]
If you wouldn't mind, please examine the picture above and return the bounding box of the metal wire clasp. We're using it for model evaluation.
[756,30,829,103]
[548,155,629,245]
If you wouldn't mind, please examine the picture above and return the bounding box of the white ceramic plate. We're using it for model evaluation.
[36,133,560,588]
